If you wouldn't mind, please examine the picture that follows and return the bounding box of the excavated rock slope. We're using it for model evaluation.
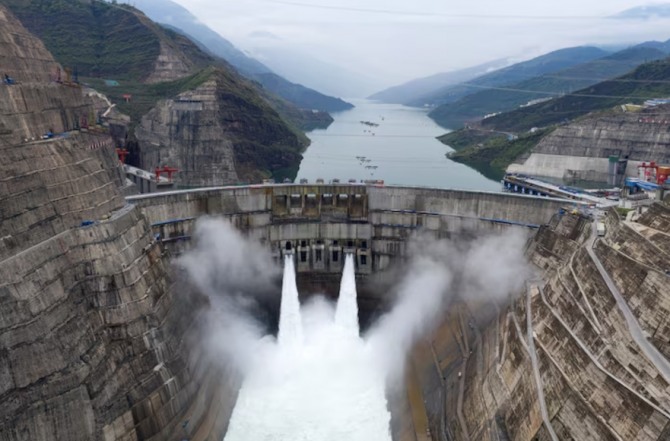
[0,7,235,440]
[508,110,670,180]
[135,71,305,186]
[438,204,670,440]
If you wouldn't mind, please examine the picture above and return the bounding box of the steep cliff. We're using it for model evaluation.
[129,0,354,112]
[135,68,307,186]
[0,7,234,440]
[430,206,670,440]
[2,0,321,183]
[442,102,670,181]
[0,0,206,83]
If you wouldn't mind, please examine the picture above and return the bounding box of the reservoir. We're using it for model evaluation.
[296,99,500,191]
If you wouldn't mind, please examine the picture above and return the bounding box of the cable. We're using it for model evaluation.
[541,74,670,85]
[257,0,619,20]
[454,81,670,100]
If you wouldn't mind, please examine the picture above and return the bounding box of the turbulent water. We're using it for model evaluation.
[296,99,500,191]
[277,256,303,347]
[224,254,392,441]
[334,254,360,337]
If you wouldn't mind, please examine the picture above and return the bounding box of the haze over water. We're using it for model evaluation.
[296,99,500,191]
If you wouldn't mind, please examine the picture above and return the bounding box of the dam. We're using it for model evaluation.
[127,184,574,324]
[2,4,670,440]
[127,183,571,266]
[119,183,573,440]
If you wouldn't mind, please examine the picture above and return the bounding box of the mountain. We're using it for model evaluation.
[410,46,610,108]
[429,45,668,129]
[368,58,510,105]
[440,56,670,179]
[481,57,670,132]
[0,0,232,83]
[249,43,379,98]
[121,0,269,76]
[0,0,315,184]
[637,39,670,53]
[614,3,670,19]
[124,0,353,112]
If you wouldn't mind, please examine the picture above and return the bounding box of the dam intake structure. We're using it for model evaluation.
[224,253,391,441]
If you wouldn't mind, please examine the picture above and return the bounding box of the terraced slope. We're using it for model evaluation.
[0,7,236,440]
[434,206,670,440]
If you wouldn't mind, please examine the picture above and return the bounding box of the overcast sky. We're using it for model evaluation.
[172,0,670,91]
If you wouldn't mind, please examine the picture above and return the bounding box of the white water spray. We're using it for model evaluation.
[335,253,359,337]
[180,219,529,441]
[277,254,303,347]
[224,253,391,441]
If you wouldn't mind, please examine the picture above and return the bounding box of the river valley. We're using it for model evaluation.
[296,100,500,191]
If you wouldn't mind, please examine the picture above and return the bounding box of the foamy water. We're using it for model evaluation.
[334,254,360,337]
[277,255,303,347]
[224,253,392,441]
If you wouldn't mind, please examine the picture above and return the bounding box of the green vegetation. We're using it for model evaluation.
[252,72,353,112]
[438,130,506,151]
[444,129,551,181]
[428,46,667,129]
[616,207,634,217]
[2,0,321,182]
[482,58,670,132]
[86,67,215,127]
[416,46,608,108]
[2,0,160,80]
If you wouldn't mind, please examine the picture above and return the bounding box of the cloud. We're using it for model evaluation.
[173,0,670,92]
[248,30,283,40]
[366,229,531,379]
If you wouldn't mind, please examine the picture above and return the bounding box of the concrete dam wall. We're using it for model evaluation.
[128,184,574,276]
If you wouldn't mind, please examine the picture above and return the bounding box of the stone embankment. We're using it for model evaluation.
[508,110,670,180]
[0,6,232,440]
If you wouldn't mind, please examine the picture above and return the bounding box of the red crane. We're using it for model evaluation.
[115,148,128,164]
[154,165,179,182]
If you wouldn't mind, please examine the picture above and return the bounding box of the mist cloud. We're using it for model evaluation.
[177,218,531,381]
[175,0,670,93]
[177,217,280,372]
[367,229,531,378]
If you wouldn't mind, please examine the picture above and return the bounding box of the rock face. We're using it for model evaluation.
[437,205,670,440]
[508,110,670,180]
[0,7,91,145]
[0,7,235,440]
[135,70,306,186]
[2,0,324,185]
[144,40,194,84]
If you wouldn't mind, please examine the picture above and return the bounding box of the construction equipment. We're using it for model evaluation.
[116,148,129,164]
[154,166,179,182]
